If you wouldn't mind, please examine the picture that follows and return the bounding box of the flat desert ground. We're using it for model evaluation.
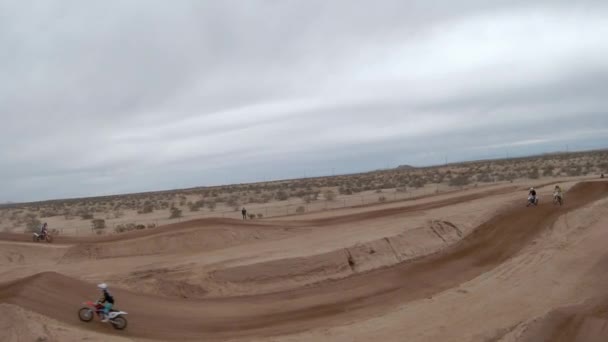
[2,179,608,342]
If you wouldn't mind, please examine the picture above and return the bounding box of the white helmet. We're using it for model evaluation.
[530,187,534,191]
[97,283,108,290]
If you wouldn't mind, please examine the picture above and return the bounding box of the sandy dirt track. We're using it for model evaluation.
[1,181,607,341]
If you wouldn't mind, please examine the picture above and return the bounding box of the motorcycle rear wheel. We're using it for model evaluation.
[111,316,128,330]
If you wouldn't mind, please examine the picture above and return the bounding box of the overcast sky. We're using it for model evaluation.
[1,0,607,202]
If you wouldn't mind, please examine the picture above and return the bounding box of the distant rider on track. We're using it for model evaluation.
[40,222,48,239]
[554,185,563,198]
[528,187,537,205]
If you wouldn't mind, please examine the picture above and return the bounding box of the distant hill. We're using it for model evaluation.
[397,164,415,169]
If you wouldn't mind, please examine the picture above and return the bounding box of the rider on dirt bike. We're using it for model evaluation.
[97,283,115,322]
[40,222,48,239]
[554,185,563,198]
[529,188,537,201]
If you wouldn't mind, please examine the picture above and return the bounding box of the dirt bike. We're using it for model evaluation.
[78,301,128,330]
[553,192,563,206]
[526,195,539,207]
[32,232,53,243]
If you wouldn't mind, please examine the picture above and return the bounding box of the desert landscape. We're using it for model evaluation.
[1,150,608,341]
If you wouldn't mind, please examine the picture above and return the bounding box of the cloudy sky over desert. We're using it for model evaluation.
[1,0,607,201]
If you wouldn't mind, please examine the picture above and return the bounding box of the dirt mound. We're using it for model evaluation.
[0,242,68,266]
[300,186,517,226]
[0,217,283,244]
[209,249,353,296]
[208,220,464,296]
[1,182,606,341]
[0,303,134,342]
[59,224,292,263]
[516,297,608,342]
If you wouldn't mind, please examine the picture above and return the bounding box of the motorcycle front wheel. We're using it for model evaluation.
[78,308,94,322]
[45,235,53,243]
[111,316,128,330]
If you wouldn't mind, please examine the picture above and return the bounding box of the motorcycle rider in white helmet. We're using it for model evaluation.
[97,283,115,322]
[528,187,537,205]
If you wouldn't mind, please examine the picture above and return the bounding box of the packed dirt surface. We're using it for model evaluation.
[1,180,607,341]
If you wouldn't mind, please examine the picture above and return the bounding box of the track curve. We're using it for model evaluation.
[1,181,606,341]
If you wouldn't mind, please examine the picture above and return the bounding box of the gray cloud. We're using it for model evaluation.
[1,0,607,201]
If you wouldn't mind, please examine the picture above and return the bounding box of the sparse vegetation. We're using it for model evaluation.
[169,207,182,219]
[1,149,606,235]
[324,190,336,201]
[91,219,106,231]
[25,216,41,233]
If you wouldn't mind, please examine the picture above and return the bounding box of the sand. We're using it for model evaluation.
[1,180,607,341]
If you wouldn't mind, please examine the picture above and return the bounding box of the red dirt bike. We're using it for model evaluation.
[78,301,128,330]
[32,231,53,243]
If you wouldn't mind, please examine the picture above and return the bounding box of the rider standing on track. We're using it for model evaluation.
[97,283,115,322]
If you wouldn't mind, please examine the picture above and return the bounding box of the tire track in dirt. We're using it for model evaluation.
[1,182,606,341]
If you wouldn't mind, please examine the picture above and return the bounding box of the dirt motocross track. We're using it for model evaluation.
[2,181,608,341]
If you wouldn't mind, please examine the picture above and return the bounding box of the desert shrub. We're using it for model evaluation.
[248,213,256,219]
[189,200,204,212]
[542,165,555,176]
[449,174,471,187]
[139,201,154,214]
[409,178,426,188]
[257,213,263,218]
[324,190,336,201]
[147,223,157,229]
[261,193,273,203]
[169,207,182,218]
[25,217,42,233]
[114,224,128,233]
[567,165,582,176]
[206,201,216,211]
[528,168,540,179]
[40,209,59,218]
[179,196,187,206]
[80,212,94,220]
[136,224,146,230]
[338,187,353,195]
[375,189,383,193]
[378,196,387,202]
[91,219,106,230]
[296,206,305,214]
[276,190,289,201]
[476,172,493,183]
[226,197,239,208]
